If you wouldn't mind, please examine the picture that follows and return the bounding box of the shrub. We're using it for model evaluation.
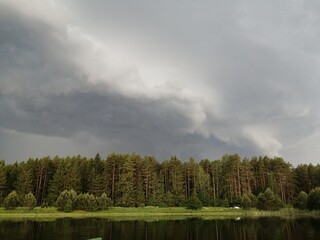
[248,193,257,208]
[294,191,308,210]
[218,198,230,207]
[307,187,320,210]
[241,194,252,209]
[197,192,210,207]
[97,193,112,210]
[75,193,98,211]
[86,194,98,212]
[146,198,157,207]
[186,192,202,210]
[64,199,73,212]
[4,191,20,210]
[23,192,37,210]
[165,191,175,207]
[56,189,77,212]
[257,188,284,211]
[74,193,87,210]
[229,196,242,207]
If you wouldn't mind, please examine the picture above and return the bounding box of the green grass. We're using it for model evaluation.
[0,206,319,221]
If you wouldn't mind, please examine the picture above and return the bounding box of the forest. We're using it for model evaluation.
[0,153,320,211]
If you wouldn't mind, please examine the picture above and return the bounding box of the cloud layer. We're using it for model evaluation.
[1,0,320,164]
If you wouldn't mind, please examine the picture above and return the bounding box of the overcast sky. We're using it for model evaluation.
[1,0,320,165]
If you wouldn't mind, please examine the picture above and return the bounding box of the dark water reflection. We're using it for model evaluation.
[1,217,320,240]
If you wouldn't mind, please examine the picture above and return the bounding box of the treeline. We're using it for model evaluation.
[0,153,320,210]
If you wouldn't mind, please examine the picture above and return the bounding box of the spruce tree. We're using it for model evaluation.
[0,161,7,204]
[117,155,136,207]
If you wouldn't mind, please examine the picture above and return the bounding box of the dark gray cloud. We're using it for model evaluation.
[0,1,213,161]
[1,0,320,164]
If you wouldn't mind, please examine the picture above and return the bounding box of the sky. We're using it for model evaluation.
[1,0,320,165]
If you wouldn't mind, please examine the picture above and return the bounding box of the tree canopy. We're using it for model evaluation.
[0,153,320,211]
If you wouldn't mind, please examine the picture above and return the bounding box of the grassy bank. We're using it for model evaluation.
[0,207,320,221]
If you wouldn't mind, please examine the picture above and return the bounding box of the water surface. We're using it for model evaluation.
[1,217,320,240]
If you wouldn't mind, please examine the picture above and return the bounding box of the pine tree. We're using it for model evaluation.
[35,157,51,205]
[117,155,136,207]
[88,168,104,196]
[168,156,186,206]
[295,164,311,193]
[0,160,7,204]
[4,163,19,200]
[240,158,253,195]
[185,158,197,198]
[47,158,66,204]
[220,154,242,201]
[196,166,211,206]
[16,161,34,195]
[65,156,82,192]
[142,156,157,204]
[251,156,268,194]
[104,153,124,204]
[210,160,221,204]
[149,172,165,206]
[133,154,145,207]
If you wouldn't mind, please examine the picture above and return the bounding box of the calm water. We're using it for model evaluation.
[0,217,320,240]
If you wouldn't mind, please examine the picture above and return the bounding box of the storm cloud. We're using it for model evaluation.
[1,0,320,164]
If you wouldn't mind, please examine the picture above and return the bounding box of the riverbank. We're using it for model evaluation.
[0,207,319,221]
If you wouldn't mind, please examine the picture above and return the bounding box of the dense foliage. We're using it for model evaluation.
[23,192,37,210]
[293,191,308,210]
[306,187,320,210]
[56,189,77,212]
[256,188,284,210]
[0,153,320,211]
[3,191,19,210]
[186,192,202,210]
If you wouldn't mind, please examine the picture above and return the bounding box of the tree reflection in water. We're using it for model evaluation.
[0,217,320,240]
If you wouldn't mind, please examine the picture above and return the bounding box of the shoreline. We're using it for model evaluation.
[0,207,319,221]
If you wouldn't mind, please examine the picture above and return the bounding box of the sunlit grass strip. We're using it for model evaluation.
[0,207,319,221]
